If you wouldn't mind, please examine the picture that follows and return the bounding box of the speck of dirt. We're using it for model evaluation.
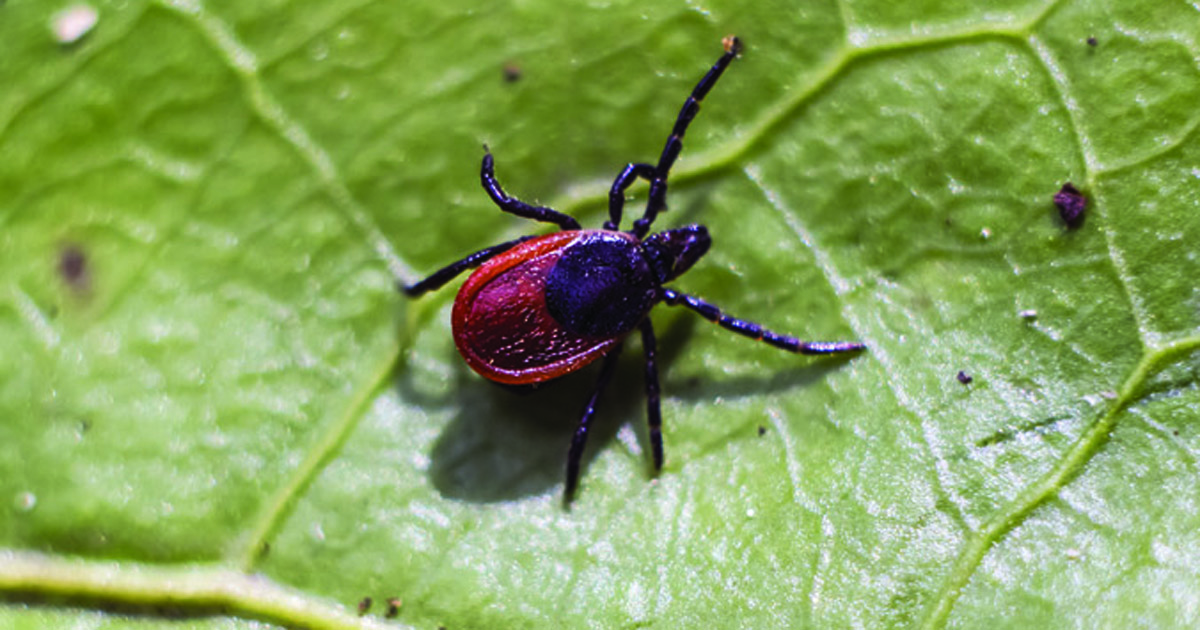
[385,597,401,618]
[357,597,372,615]
[502,62,522,83]
[1087,36,1098,47]
[956,370,973,385]
[757,425,767,437]
[1053,182,1087,228]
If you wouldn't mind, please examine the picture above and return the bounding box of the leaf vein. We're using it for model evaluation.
[153,0,415,282]
[0,550,410,630]
[919,335,1200,629]
[233,341,400,569]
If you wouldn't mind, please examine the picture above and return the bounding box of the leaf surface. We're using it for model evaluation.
[1,0,1198,628]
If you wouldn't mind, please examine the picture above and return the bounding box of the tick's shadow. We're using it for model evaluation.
[418,325,683,504]
[413,311,861,503]
[422,369,627,503]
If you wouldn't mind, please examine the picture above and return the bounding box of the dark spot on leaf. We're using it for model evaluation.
[956,370,973,385]
[757,425,766,436]
[59,244,89,288]
[259,541,270,558]
[1087,36,1098,47]
[385,597,401,618]
[357,597,372,615]
[503,62,522,83]
[1174,429,1180,436]
[1053,182,1087,229]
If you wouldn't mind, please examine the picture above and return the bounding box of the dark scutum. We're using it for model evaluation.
[544,233,657,338]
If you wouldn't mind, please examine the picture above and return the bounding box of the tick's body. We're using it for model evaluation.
[453,231,648,385]
[403,37,864,499]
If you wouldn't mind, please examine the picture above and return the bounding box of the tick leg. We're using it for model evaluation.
[482,149,581,231]
[400,236,536,297]
[606,163,656,231]
[633,36,743,238]
[661,288,865,354]
[565,343,625,501]
[638,319,664,472]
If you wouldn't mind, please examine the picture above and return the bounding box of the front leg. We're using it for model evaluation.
[605,162,656,231]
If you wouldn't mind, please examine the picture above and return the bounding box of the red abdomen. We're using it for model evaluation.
[451,231,625,385]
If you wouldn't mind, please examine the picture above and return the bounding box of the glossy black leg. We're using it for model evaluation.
[400,236,536,296]
[633,37,743,238]
[638,319,664,472]
[606,163,656,230]
[482,149,581,231]
[661,288,865,354]
[565,343,625,501]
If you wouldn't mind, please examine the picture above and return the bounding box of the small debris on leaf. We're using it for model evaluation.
[1086,36,1098,47]
[357,597,372,615]
[14,491,37,512]
[385,597,401,618]
[1018,309,1038,320]
[956,370,973,385]
[52,4,98,45]
[502,62,522,83]
[1053,182,1088,228]
[757,425,766,437]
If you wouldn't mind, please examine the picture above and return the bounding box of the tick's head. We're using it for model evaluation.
[642,225,711,284]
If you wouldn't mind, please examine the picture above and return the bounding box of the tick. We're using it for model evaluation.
[402,36,864,499]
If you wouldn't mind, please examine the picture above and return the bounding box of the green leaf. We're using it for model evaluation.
[2,0,1198,628]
